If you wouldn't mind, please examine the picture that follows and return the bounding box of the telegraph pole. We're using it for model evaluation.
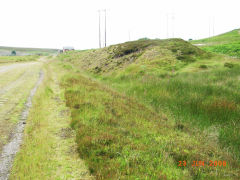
[208,16,215,38]
[166,13,169,38]
[128,30,131,41]
[172,13,175,38]
[104,9,107,47]
[212,16,215,37]
[98,10,101,48]
[208,17,211,38]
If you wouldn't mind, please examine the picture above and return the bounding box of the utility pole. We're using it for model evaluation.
[128,30,131,41]
[171,13,175,38]
[212,16,215,37]
[208,16,215,38]
[159,13,161,39]
[104,9,107,47]
[166,13,169,38]
[98,10,101,48]
[208,17,211,38]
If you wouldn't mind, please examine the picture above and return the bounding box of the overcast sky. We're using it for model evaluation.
[0,0,239,49]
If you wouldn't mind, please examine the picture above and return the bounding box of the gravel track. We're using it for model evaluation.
[0,62,37,74]
[0,62,43,180]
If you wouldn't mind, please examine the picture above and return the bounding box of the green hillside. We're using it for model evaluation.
[0,46,58,56]
[191,29,240,57]
[56,38,240,179]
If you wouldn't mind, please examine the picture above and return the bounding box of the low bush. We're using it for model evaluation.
[199,64,208,69]
[224,62,234,68]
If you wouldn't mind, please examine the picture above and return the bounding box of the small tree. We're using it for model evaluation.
[11,50,16,56]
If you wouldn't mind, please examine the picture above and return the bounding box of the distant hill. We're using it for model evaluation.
[191,29,240,57]
[0,46,59,56]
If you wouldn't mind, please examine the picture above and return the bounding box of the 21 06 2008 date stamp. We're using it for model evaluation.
[178,160,227,167]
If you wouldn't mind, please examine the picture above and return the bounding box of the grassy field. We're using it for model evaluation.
[0,55,39,63]
[0,46,58,56]
[191,29,240,58]
[56,38,240,179]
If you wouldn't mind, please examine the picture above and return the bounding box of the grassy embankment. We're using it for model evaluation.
[191,29,240,58]
[10,60,92,179]
[57,38,240,179]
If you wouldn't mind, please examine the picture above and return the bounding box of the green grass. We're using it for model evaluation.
[61,71,239,179]
[57,38,240,179]
[0,55,39,63]
[202,43,240,58]
[191,29,240,58]
[99,66,240,158]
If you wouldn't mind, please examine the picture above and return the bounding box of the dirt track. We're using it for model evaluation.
[0,61,43,179]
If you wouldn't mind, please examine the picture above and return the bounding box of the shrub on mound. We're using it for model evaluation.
[224,62,234,68]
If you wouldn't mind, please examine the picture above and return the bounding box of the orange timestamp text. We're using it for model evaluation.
[178,160,227,167]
